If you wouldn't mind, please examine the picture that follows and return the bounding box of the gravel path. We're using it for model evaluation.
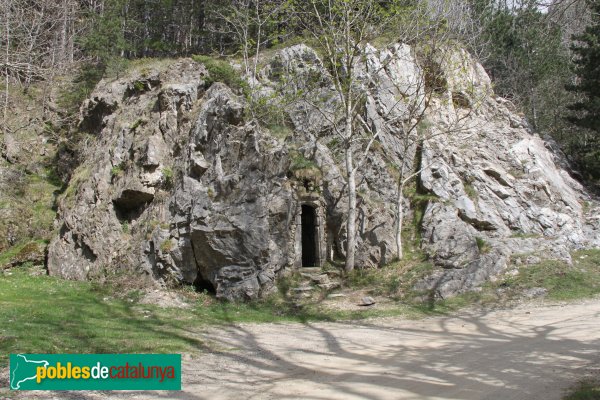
[17,299,600,400]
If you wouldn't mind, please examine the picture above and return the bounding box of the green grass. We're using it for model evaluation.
[426,249,600,308]
[475,237,491,254]
[502,249,600,301]
[0,267,428,370]
[160,239,174,252]
[110,164,124,178]
[345,252,434,299]
[2,248,600,374]
[268,123,293,140]
[564,380,600,400]
[130,118,146,131]
[161,166,174,188]
[0,269,204,369]
[59,164,91,205]
[464,181,478,200]
[0,240,47,267]
[0,168,61,255]
[191,55,248,92]
[289,153,319,172]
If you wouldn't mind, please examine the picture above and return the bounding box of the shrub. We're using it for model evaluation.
[191,55,248,93]
[162,167,174,188]
[160,239,174,253]
[290,153,319,172]
[475,237,490,253]
[130,118,146,131]
[464,181,478,200]
[110,164,124,178]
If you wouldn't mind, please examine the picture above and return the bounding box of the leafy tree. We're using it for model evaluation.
[564,0,600,180]
[79,0,129,73]
[292,0,406,272]
[566,0,600,134]
[472,0,569,130]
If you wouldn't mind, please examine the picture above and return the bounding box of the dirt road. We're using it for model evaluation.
[22,299,600,400]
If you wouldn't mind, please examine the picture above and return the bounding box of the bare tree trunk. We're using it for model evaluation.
[530,86,538,130]
[344,113,357,272]
[68,0,74,64]
[345,149,357,273]
[395,181,404,261]
[60,0,69,66]
[252,0,262,84]
[3,0,9,137]
[143,0,150,56]
[2,0,11,163]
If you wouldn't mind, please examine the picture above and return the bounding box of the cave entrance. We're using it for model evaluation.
[193,274,216,294]
[301,205,318,267]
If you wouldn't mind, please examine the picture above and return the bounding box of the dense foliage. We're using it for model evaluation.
[566,0,600,178]
[568,0,600,133]
[469,0,598,181]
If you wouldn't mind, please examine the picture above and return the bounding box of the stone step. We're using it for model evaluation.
[292,285,314,292]
[318,282,340,291]
[300,272,330,284]
[300,267,322,273]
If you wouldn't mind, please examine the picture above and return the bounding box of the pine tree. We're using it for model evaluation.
[566,0,600,134]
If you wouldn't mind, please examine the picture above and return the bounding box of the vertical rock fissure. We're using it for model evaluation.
[187,198,216,294]
[189,238,216,294]
[414,140,430,229]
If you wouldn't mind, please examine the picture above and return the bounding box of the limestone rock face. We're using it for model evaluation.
[413,92,598,298]
[48,46,599,301]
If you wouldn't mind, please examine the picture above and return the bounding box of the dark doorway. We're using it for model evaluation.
[301,205,317,267]
[193,273,216,294]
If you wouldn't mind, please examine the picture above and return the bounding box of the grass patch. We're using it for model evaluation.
[59,164,91,205]
[0,168,61,253]
[2,249,599,374]
[564,380,600,400]
[161,166,174,188]
[289,153,319,172]
[508,167,525,179]
[191,55,247,92]
[411,290,496,314]
[160,239,174,253]
[111,164,124,178]
[130,118,146,131]
[57,63,104,114]
[0,269,204,369]
[0,266,430,372]
[0,240,47,267]
[345,253,433,299]
[475,237,491,254]
[288,152,322,186]
[408,189,436,249]
[433,249,600,307]
[509,249,600,301]
[464,181,478,200]
[268,123,293,140]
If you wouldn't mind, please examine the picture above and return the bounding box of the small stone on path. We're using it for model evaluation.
[359,296,376,306]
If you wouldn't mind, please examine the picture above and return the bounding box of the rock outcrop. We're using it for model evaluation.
[48,44,599,301]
